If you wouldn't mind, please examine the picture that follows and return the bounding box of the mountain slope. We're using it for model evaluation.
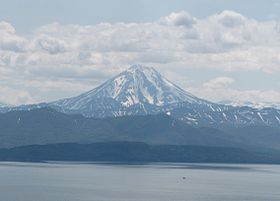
[0,103,13,113]
[1,108,280,151]
[50,64,280,128]
[51,64,211,117]
[0,107,248,149]
[2,64,280,128]
[169,104,280,128]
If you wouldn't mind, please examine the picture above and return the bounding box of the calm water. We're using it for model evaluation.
[0,162,280,201]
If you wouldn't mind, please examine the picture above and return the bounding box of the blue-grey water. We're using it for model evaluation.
[0,162,280,201]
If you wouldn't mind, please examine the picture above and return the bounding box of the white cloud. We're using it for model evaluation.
[0,21,27,52]
[0,11,280,104]
[34,35,67,54]
[0,86,35,105]
[216,10,247,27]
[189,77,280,104]
[0,21,15,34]
[158,11,196,28]
[203,77,235,88]
[1,11,280,73]
[190,87,280,105]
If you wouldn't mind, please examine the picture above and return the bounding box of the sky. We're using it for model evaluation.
[1,0,280,105]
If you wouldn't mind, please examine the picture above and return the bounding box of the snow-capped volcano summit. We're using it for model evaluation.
[51,64,206,117]
[105,64,199,107]
[2,64,280,128]
[48,64,280,128]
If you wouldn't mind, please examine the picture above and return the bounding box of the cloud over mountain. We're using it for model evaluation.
[0,10,280,105]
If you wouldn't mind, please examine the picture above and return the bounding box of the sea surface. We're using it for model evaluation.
[0,162,280,201]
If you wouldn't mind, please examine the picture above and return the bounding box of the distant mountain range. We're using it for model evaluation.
[1,103,280,152]
[0,107,234,148]
[219,100,280,110]
[1,66,280,163]
[1,65,280,129]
